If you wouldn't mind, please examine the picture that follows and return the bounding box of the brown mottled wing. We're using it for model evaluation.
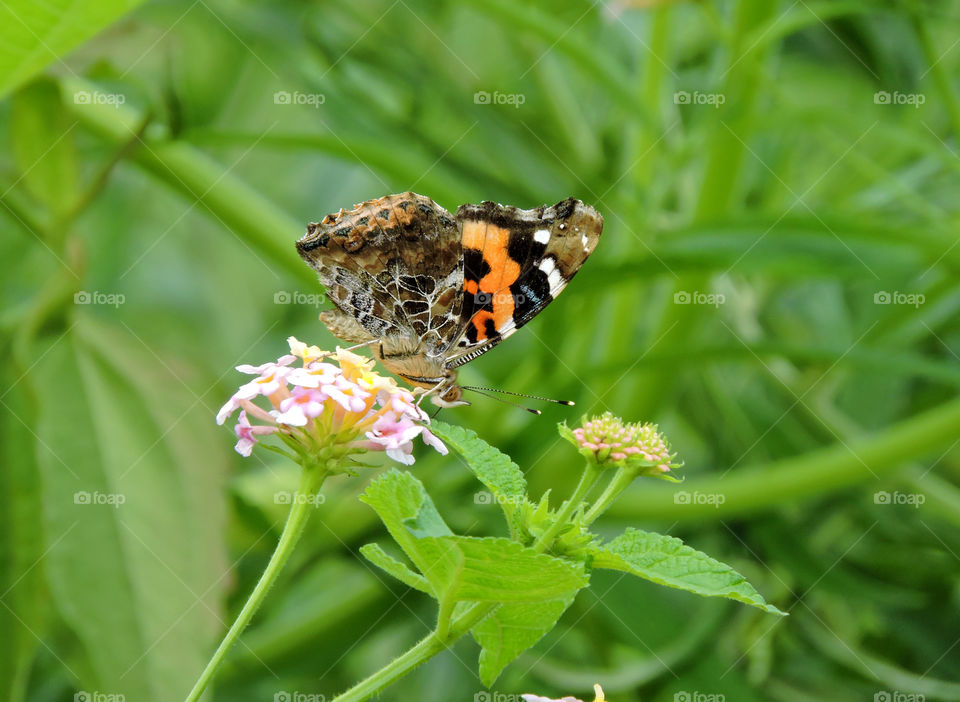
[444,198,602,367]
[296,192,463,355]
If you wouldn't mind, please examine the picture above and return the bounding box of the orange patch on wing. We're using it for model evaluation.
[461,220,487,250]
[471,310,495,341]
[462,223,522,341]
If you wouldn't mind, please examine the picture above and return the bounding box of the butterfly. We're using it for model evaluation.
[296,192,603,407]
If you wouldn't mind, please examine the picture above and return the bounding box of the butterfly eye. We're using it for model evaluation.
[441,386,462,403]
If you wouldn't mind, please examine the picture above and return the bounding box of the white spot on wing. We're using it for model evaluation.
[582,233,589,249]
[538,256,564,291]
[534,229,550,244]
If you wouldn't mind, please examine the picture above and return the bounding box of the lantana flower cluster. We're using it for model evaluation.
[561,412,679,476]
[523,684,607,702]
[217,337,447,466]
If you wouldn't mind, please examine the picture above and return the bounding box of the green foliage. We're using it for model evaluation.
[360,470,587,604]
[430,420,527,534]
[2,0,960,700]
[0,364,47,702]
[31,328,226,702]
[358,543,431,593]
[590,528,786,615]
[0,0,147,98]
[10,79,78,219]
[472,596,578,687]
[358,440,778,690]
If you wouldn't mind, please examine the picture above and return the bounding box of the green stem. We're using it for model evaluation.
[185,463,328,702]
[581,466,638,527]
[331,632,447,702]
[532,463,602,552]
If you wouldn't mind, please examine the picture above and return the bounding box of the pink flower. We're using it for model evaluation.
[217,337,447,465]
[363,414,449,465]
[275,387,328,427]
[562,412,678,475]
[234,411,277,457]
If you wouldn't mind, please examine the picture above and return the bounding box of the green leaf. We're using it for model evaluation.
[0,359,48,702]
[360,470,587,608]
[415,536,588,604]
[0,0,147,99]
[430,421,526,533]
[10,78,78,217]
[360,469,453,596]
[33,328,227,701]
[472,595,577,687]
[359,543,431,594]
[590,528,786,615]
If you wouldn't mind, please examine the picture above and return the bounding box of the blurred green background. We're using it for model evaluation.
[2,0,960,700]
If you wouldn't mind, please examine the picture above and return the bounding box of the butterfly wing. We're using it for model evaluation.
[444,198,603,368]
[296,192,463,356]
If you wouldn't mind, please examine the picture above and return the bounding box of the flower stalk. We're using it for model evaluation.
[185,459,329,702]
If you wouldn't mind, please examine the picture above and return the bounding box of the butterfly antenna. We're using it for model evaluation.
[462,387,542,415]
[460,385,575,406]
